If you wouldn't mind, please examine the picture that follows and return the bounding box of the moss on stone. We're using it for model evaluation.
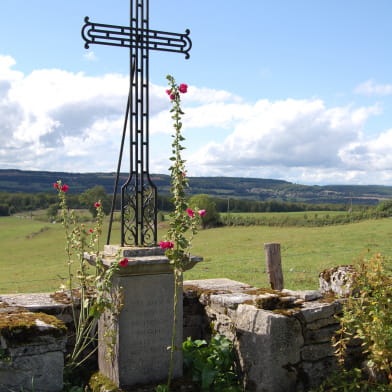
[272,307,302,316]
[244,287,289,296]
[183,284,232,297]
[50,288,81,305]
[0,304,67,344]
[89,371,124,392]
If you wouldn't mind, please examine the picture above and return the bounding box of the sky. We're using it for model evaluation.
[1,0,392,185]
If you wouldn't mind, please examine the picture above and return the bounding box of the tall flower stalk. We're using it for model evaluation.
[54,181,120,370]
[161,75,204,390]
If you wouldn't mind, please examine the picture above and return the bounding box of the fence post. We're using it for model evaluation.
[264,243,284,290]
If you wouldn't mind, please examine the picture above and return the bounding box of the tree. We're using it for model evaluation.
[47,203,59,220]
[188,194,221,228]
[79,186,111,217]
[0,204,9,216]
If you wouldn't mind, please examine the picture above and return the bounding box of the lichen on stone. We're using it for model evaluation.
[183,284,232,297]
[89,371,124,392]
[0,303,67,344]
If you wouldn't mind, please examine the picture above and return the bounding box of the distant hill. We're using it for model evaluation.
[1,169,392,205]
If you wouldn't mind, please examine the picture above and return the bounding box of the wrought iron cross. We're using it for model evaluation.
[82,0,192,247]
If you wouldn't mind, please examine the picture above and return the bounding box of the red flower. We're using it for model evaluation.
[186,208,195,218]
[119,258,129,267]
[60,184,69,192]
[179,83,188,93]
[94,202,101,208]
[198,209,206,216]
[169,93,176,101]
[89,228,93,233]
[166,89,171,95]
[159,241,174,249]
[53,183,59,189]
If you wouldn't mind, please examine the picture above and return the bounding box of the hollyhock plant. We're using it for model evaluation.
[198,209,206,216]
[160,75,205,390]
[94,202,101,208]
[53,179,122,369]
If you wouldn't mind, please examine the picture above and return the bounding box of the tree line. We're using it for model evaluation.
[0,187,361,216]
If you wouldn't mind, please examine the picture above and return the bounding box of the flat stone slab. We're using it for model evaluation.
[184,278,254,293]
[282,289,323,301]
[0,293,69,312]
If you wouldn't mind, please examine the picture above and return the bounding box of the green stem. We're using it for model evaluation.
[167,268,182,390]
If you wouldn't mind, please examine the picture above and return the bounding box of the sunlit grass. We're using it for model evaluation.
[1,214,392,293]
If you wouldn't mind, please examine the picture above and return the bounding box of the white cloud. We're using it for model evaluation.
[189,99,377,168]
[83,51,98,61]
[185,99,382,184]
[354,79,392,96]
[2,55,392,185]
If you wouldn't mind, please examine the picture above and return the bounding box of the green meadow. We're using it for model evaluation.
[1,212,392,293]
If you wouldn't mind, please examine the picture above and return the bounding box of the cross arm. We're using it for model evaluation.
[81,17,192,58]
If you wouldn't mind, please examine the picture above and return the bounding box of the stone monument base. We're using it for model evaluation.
[97,245,201,388]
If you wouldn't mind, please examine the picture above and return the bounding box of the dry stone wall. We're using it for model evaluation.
[0,299,67,392]
[1,278,358,392]
[183,278,353,392]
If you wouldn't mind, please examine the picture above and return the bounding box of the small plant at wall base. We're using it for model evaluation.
[183,335,242,392]
[157,75,206,391]
[54,181,122,376]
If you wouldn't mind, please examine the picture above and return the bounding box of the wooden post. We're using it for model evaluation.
[264,243,284,291]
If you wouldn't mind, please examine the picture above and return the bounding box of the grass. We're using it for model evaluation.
[1,213,392,293]
[186,218,392,290]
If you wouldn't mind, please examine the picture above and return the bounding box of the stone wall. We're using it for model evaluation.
[0,298,67,392]
[183,278,354,392]
[1,279,354,392]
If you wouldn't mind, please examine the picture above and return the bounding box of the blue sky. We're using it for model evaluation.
[1,0,392,185]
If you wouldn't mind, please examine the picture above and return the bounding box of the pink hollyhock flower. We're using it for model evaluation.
[166,89,171,95]
[119,258,129,267]
[94,202,101,208]
[53,183,59,189]
[186,208,195,218]
[89,228,93,233]
[198,209,206,216]
[159,241,174,249]
[169,93,176,101]
[60,184,69,192]
[179,83,188,93]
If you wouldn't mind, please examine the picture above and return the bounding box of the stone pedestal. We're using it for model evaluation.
[97,246,201,388]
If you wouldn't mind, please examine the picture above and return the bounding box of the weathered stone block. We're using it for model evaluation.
[301,356,339,390]
[301,342,335,361]
[319,265,356,297]
[304,324,340,344]
[296,301,340,324]
[233,304,304,392]
[0,304,66,392]
[99,272,183,388]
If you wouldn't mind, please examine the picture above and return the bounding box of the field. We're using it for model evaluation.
[1,212,392,293]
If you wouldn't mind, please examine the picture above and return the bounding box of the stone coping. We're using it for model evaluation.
[84,245,203,275]
[1,278,324,314]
